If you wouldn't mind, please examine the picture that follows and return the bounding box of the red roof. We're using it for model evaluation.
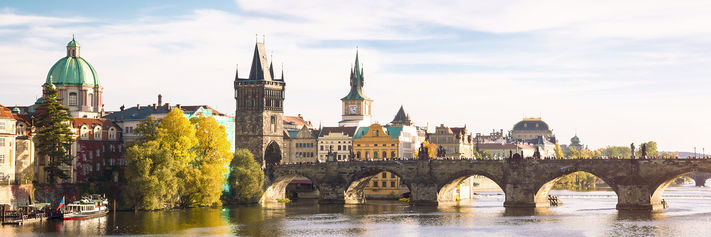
[283,115,312,127]
[0,105,13,119]
[72,118,119,129]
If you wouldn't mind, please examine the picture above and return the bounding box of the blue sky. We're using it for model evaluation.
[2,0,711,151]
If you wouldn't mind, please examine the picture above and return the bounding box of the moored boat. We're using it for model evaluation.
[60,195,109,220]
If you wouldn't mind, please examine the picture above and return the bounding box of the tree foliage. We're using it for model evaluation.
[179,116,232,207]
[599,146,631,158]
[554,143,564,159]
[421,141,437,158]
[229,149,264,203]
[124,109,232,210]
[35,82,75,184]
[635,141,659,158]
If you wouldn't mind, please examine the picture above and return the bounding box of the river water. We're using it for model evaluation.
[3,185,711,236]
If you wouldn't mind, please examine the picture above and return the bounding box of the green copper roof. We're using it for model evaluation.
[46,56,100,86]
[342,50,370,100]
[67,39,79,47]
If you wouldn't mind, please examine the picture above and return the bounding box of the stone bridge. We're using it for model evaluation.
[686,172,711,186]
[263,159,711,212]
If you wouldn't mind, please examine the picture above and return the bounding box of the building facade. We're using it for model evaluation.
[284,126,318,164]
[234,41,285,167]
[387,106,419,159]
[71,118,124,183]
[427,124,474,158]
[353,123,404,198]
[0,105,17,183]
[477,143,536,159]
[317,127,356,162]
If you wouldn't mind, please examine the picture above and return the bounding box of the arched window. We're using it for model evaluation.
[357,151,361,159]
[80,126,89,139]
[382,151,387,158]
[270,116,276,132]
[69,92,78,106]
[374,152,379,159]
[93,126,102,140]
[16,124,25,136]
[108,127,116,140]
[391,151,396,158]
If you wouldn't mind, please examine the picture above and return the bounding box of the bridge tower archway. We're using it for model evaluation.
[344,168,410,204]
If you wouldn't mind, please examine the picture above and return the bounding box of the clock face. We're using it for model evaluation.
[349,105,357,114]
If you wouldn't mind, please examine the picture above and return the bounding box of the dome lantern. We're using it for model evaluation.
[66,34,80,57]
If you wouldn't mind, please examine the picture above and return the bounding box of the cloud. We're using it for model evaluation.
[2,2,711,151]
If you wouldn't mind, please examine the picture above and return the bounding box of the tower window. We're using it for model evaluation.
[69,92,78,106]
[270,116,276,132]
[89,93,94,107]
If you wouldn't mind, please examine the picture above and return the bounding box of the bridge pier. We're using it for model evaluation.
[317,183,346,204]
[503,183,548,208]
[694,177,707,187]
[409,182,438,206]
[615,185,663,212]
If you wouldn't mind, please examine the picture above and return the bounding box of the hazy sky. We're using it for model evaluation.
[2,0,711,152]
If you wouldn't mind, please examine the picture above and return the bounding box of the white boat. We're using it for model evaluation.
[61,195,109,220]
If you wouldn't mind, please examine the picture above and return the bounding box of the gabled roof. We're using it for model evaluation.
[0,105,14,119]
[103,105,173,121]
[283,115,312,128]
[319,126,357,137]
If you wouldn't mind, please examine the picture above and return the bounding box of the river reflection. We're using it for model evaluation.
[4,185,711,236]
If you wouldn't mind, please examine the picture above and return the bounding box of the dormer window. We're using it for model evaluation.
[108,127,116,140]
[80,125,89,139]
[94,126,102,140]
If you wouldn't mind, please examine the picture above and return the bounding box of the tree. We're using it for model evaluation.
[35,81,75,184]
[636,141,659,158]
[599,146,632,159]
[124,109,197,210]
[179,116,232,207]
[421,141,437,158]
[229,149,264,203]
[554,143,564,159]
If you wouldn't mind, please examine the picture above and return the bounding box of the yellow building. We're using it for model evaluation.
[353,124,404,198]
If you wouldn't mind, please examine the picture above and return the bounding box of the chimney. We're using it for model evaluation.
[152,104,157,110]
[120,105,125,111]
[136,104,141,110]
[158,94,163,105]
[165,103,170,110]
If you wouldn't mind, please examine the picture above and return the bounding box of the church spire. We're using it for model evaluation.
[66,34,80,57]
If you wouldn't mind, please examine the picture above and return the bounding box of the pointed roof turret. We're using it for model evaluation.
[247,41,272,81]
[269,60,275,80]
[342,48,369,100]
[390,105,412,126]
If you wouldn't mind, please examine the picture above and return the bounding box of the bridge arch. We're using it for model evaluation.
[261,172,320,204]
[437,170,504,203]
[648,167,711,209]
[344,167,410,204]
[534,169,618,208]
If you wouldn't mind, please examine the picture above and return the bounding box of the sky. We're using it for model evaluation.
[1,0,711,152]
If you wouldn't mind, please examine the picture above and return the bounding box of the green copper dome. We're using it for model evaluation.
[45,38,99,87]
[46,57,99,86]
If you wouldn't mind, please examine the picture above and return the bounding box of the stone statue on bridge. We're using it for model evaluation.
[418,143,429,160]
[630,143,636,159]
[436,145,446,158]
[641,143,647,158]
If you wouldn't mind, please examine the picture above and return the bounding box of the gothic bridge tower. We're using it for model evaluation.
[234,40,285,168]
[338,50,373,127]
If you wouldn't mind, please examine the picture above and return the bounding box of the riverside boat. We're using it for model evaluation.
[60,195,109,220]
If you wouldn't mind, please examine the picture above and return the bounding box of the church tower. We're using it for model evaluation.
[234,40,285,168]
[338,50,373,127]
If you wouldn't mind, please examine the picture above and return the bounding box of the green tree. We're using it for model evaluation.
[229,149,264,203]
[124,109,197,210]
[635,141,659,158]
[554,143,564,159]
[179,116,232,207]
[600,146,632,158]
[35,81,75,184]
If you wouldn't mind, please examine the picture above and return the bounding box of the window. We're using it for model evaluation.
[382,152,387,158]
[374,152,379,159]
[0,122,5,131]
[382,173,387,178]
[391,181,396,187]
[375,130,379,136]
[270,116,276,132]
[94,126,102,140]
[373,181,378,187]
[69,92,78,106]
[109,128,116,140]
[80,126,89,139]
[0,154,4,164]
[320,145,324,151]
[391,151,396,158]
[17,124,25,135]
[391,173,396,178]
[88,93,94,107]
[382,182,387,187]
[0,138,4,147]
[357,152,361,159]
